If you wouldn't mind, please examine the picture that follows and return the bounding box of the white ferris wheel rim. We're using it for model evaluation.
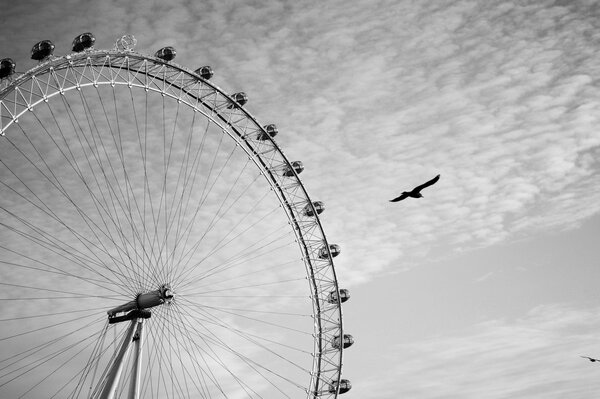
[0,39,348,398]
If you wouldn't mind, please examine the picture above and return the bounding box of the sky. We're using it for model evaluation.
[1,0,600,397]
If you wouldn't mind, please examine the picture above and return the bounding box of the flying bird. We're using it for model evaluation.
[581,356,600,362]
[390,174,440,202]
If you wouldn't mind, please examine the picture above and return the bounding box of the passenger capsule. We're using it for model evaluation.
[195,65,214,80]
[155,46,176,61]
[258,124,278,141]
[332,334,354,349]
[318,244,340,259]
[227,92,248,109]
[31,40,55,61]
[328,379,352,394]
[0,58,16,79]
[327,289,350,304]
[303,201,324,217]
[72,32,95,52]
[282,161,304,177]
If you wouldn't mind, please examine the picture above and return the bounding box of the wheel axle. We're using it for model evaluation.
[107,285,173,321]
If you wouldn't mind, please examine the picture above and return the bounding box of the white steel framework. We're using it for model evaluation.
[0,39,349,398]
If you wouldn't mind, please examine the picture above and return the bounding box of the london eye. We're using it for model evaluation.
[0,33,353,398]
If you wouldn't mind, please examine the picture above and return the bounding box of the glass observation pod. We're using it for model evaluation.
[0,58,15,79]
[227,91,248,108]
[283,161,304,177]
[303,201,324,217]
[327,288,350,304]
[332,334,354,349]
[329,379,352,394]
[318,243,341,259]
[31,40,55,60]
[72,32,95,52]
[258,124,279,141]
[155,46,176,61]
[194,65,214,80]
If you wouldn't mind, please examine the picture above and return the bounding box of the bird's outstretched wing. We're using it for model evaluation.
[581,355,598,362]
[413,174,440,192]
[389,193,409,202]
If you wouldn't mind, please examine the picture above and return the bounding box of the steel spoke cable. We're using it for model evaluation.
[23,100,140,290]
[191,258,299,292]
[179,299,312,355]
[162,110,202,286]
[0,306,110,322]
[0,315,104,383]
[0,259,125,297]
[181,300,312,375]
[69,83,150,290]
[173,206,287,289]
[158,303,231,397]
[179,296,311,337]
[0,316,103,371]
[169,173,268,281]
[176,303,293,397]
[174,306,249,396]
[0,295,124,301]
[164,304,202,399]
[155,94,182,287]
[166,115,213,282]
[167,305,260,398]
[81,87,150,289]
[68,320,109,399]
[9,328,102,397]
[50,90,133,257]
[140,92,174,290]
[0,212,132,292]
[171,122,235,257]
[0,282,124,301]
[176,225,292,291]
[88,324,130,398]
[127,85,154,292]
[186,304,309,318]
[0,218,127,290]
[188,154,254,253]
[159,305,188,398]
[0,309,108,342]
[154,305,223,398]
[0,150,137,295]
[185,277,304,296]
[160,128,232,280]
[179,223,292,288]
[168,156,262,284]
[138,83,163,292]
[64,88,146,291]
[164,305,196,398]
[0,156,134,290]
[86,83,152,291]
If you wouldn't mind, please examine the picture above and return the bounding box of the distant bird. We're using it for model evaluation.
[390,174,440,202]
[581,356,600,362]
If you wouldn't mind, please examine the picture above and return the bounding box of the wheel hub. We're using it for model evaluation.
[107,284,173,322]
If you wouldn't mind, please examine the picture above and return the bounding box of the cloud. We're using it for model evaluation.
[353,303,600,398]
[236,0,600,283]
[4,1,599,281]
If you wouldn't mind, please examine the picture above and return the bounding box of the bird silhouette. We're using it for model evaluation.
[390,174,440,202]
[581,356,600,362]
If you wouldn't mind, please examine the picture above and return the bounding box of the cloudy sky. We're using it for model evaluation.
[1,0,600,397]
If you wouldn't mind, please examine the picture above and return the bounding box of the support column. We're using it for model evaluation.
[128,320,145,399]
[99,319,138,399]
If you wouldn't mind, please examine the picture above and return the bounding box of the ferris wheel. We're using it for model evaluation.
[0,33,353,398]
